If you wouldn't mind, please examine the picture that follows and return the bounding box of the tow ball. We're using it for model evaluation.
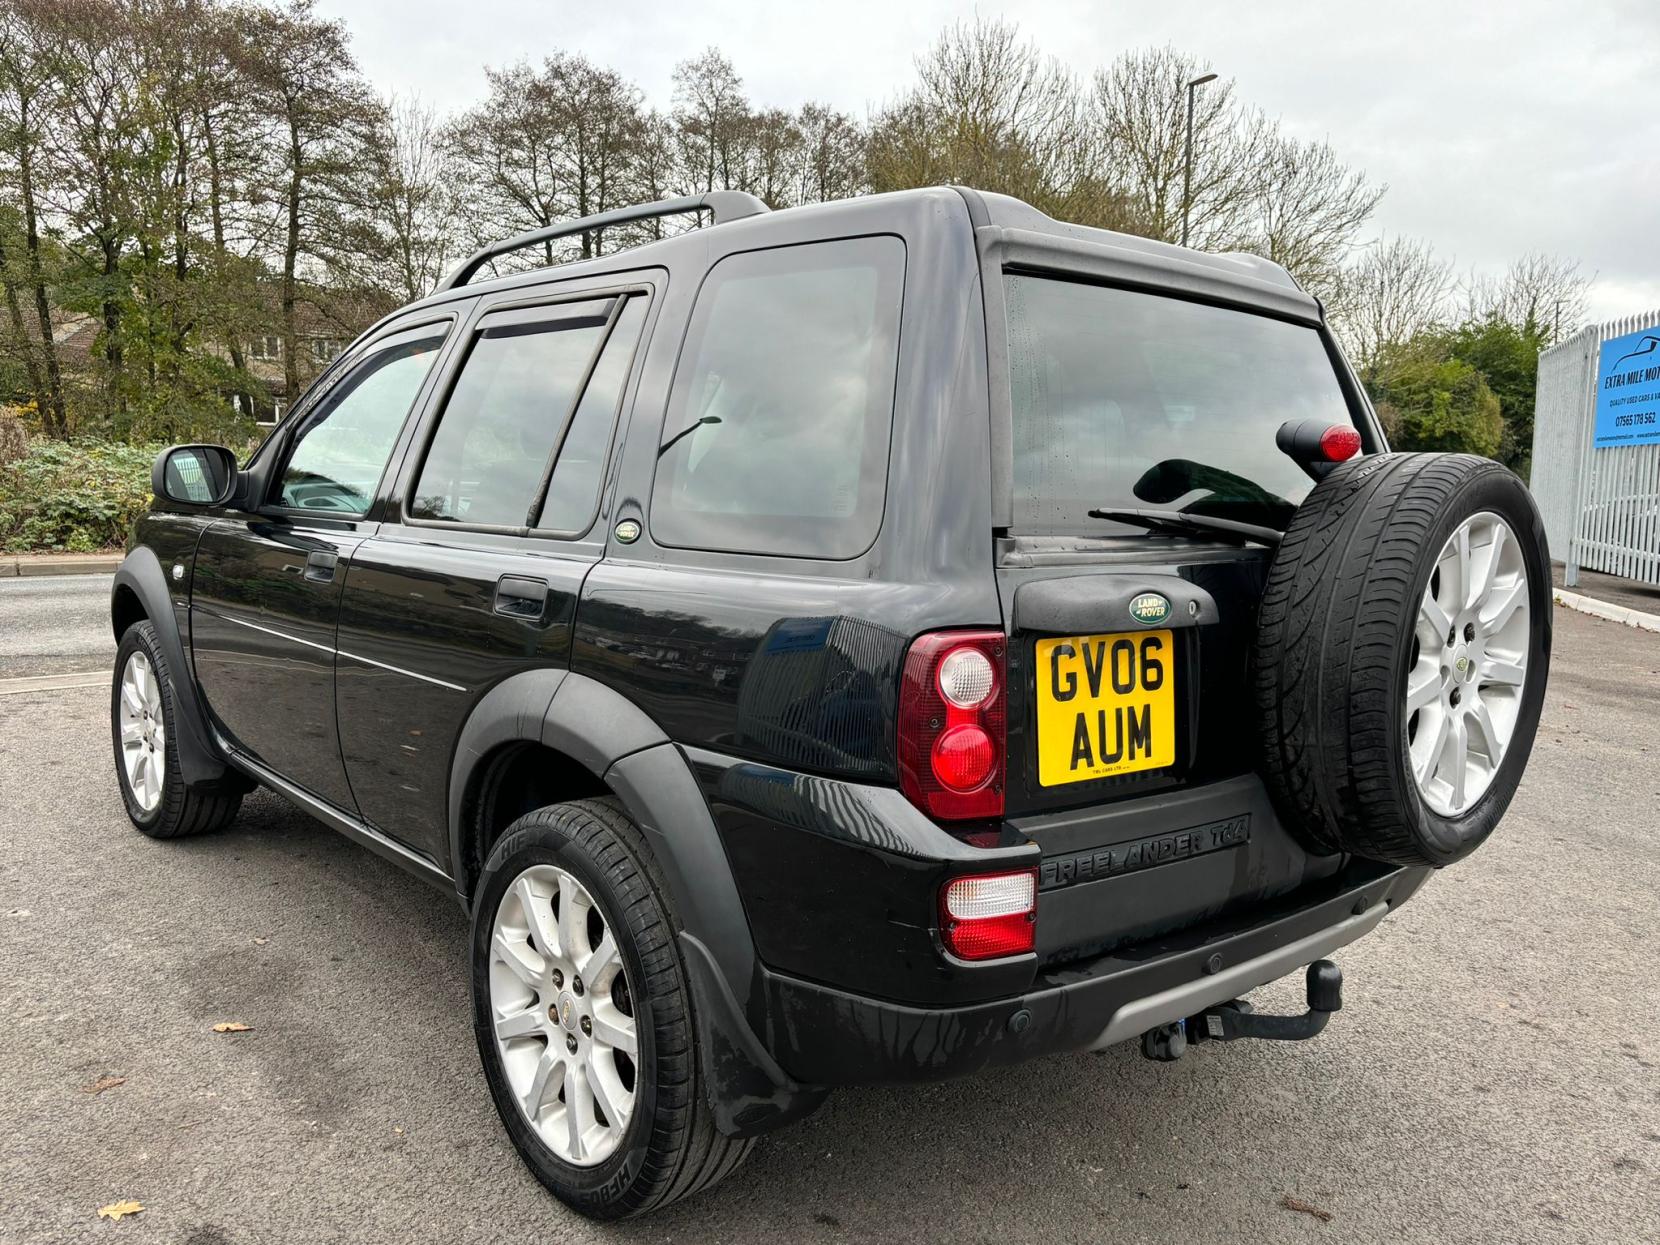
[1140,960,1344,1062]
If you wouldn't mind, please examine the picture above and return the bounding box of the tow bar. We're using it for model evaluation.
[1140,960,1344,1062]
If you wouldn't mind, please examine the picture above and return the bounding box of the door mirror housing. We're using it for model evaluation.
[153,444,239,507]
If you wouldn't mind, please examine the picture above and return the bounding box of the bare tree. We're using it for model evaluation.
[1251,124,1384,302]
[358,94,463,302]
[1462,253,1592,341]
[1090,46,1380,295]
[795,102,865,204]
[868,19,1122,229]
[1331,234,1456,375]
[1090,46,1256,248]
[672,48,748,195]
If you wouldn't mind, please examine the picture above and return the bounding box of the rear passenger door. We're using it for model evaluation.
[333,274,657,861]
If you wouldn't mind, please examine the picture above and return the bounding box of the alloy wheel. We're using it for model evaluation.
[118,650,166,813]
[1405,511,1531,817]
[488,863,638,1167]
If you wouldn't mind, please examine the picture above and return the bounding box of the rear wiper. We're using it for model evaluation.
[1087,507,1283,548]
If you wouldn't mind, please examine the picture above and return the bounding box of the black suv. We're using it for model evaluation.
[110,187,1551,1218]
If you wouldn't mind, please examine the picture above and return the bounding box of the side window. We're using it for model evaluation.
[278,327,446,515]
[536,297,648,533]
[651,236,905,559]
[410,298,619,530]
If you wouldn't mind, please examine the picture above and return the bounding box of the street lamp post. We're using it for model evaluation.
[1181,72,1218,248]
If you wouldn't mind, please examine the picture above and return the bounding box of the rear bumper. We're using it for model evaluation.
[756,859,1431,1087]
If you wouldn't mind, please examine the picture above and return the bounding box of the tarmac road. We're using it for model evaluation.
[0,574,115,679]
[1,578,1656,1244]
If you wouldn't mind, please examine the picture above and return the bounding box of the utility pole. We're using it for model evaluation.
[1182,72,1219,248]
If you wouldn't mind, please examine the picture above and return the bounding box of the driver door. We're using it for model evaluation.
[190,318,456,809]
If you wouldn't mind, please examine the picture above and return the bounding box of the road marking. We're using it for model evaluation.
[0,671,110,696]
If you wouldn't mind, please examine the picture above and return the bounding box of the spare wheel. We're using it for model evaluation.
[1252,453,1551,867]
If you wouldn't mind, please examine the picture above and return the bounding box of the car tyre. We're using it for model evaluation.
[111,621,243,838]
[1253,453,1551,866]
[471,797,751,1219]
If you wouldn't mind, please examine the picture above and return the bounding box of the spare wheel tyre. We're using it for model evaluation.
[1253,453,1551,867]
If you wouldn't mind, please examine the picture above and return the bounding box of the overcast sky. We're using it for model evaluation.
[319,0,1660,325]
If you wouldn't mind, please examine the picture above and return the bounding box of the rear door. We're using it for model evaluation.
[333,274,657,861]
[190,318,455,807]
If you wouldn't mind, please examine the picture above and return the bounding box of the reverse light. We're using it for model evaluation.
[898,630,1006,820]
[940,869,1037,960]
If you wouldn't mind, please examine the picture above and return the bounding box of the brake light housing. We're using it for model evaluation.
[898,630,1006,820]
[940,869,1037,960]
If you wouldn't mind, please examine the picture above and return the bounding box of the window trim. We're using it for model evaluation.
[645,233,908,562]
[262,315,458,522]
[397,282,653,541]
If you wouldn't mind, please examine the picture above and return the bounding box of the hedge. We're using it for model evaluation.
[0,440,164,553]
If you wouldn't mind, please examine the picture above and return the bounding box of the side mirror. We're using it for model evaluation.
[152,444,238,507]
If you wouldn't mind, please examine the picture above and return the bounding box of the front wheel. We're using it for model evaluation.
[111,621,242,838]
[470,798,751,1219]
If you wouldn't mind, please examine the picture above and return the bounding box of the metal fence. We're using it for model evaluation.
[1531,310,1660,587]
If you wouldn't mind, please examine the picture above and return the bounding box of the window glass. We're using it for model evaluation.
[1005,276,1354,534]
[278,331,445,515]
[410,301,611,528]
[651,236,905,559]
[536,296,647,533]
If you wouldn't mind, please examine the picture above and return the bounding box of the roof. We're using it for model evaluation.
[371,185,1318,344]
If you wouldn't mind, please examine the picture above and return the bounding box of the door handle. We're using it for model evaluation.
[494,575,549,621]
[304,550,338,583]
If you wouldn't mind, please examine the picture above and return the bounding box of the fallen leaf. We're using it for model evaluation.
[1280,1194,1333,1223]
[253,937,269,946]
[96,1200,144,1221]
[81,1075,126,1095]
[211,1022,252,1033]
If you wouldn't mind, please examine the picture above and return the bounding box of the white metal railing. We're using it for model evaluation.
[1532,310,1660,587]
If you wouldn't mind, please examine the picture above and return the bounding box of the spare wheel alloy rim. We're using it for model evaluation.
[118,650,165,813]
[1404,510,1531,818]
[488,863,638,1166]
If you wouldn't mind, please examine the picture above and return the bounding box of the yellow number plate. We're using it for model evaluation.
[1035,630,1176,786]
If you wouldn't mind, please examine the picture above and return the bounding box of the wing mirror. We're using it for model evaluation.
[152,444,239,507]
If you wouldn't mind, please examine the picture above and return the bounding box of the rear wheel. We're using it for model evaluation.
[111,622,242,838]
[471,798,751,1218]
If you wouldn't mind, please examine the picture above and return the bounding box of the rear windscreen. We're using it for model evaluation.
[1005,274,1356,534]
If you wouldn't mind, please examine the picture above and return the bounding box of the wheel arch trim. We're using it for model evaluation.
[447,669,816,1136]
[110,547,230,786]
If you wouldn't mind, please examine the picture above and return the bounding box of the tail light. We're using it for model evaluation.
[940,869,1036,960]
[898,630,1006,820]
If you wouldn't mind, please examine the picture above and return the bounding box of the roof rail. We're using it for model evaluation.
[434,191,770,293]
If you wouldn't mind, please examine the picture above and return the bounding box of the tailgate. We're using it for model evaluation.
[997,548,1343,961]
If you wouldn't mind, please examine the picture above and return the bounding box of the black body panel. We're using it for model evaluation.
[190,516,366,809]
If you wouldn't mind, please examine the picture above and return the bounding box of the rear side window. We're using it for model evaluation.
[410,298,619,530]
[537,296,647,534]
[1005,275,1353,534]
[651,236,905,559]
